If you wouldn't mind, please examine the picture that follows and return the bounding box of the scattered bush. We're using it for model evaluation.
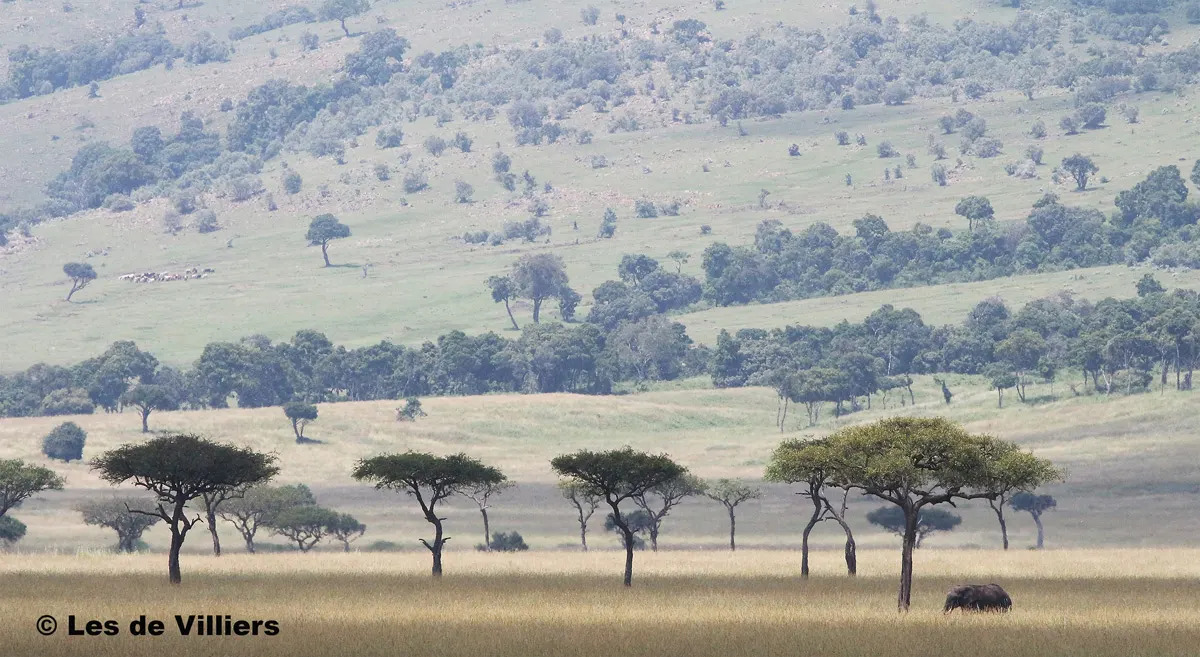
[634,200,658,218]
[403,171,429,193]
[42,421,86,462]
[102,194,134,212]
[283,171,303,195]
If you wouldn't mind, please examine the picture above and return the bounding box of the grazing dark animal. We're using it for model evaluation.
[943,583,1012,613]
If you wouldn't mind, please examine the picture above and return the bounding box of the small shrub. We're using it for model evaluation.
[424,136,447,156]
[835,131,849,146]
[452,131,472,153]
[700,224,712,235]
[634,200,658,218]
[195,209,220,233]
[283,171,303,195]
[788,144,801,157]
[478,531,528,552]
[877,141,897,158]
[376,126,404,149]
[42,422,86,462]
[659,200,681,216]
[1025,145,1044,165]
[455,180,474,203]
[403,171,429,193]
[374,164,390,181]
[1030,120,1047,139]
[931,164,948,186]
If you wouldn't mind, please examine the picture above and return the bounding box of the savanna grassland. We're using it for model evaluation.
[4,550,1200,657]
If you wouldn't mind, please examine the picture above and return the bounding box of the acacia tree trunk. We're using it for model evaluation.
[167,500,191,585]
[532,297,542,323]
[580,521,588,551]
[648,523,659,552]
[207,507,221,556]
[321,242,331,267]
[140,408,150,433]
[1033,511,1045,549]
[340,18,350,36]
[504,299,519,330]
[479,507,490,552]
[989,499,1009,550]
[428,519,445,576]
[291,419,302,441]
[727,506,737,551]
[622,526,635,586]
[800,489,822,578]
[239,527,256,554]
[897,504,919,612]
[168,531,184,584]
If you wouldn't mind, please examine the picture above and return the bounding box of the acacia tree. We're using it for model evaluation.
[120,384,178,433]
[283,402,319,442]
[306,214,351,267]
[63,262,97,302]
[866,506,962,548]
[511,253,570,323]
[328,512,366,551]
[981,448,1059,550]
[320,0,369,36]
[460,479,513,552]
[1011,492,1057,549]
[824,417,1061,611]
[765,439,857,577]
[0,459,65,524]
[551,447,685,586]
[559,480,601,551]
[77,497,161,552]
[353,452,505,576]
[91,434,279,584]
[703,479,762,551]
[269,505,338,551]
[632,473,706,551]
[218,484,316,553]
[486,275,520,330]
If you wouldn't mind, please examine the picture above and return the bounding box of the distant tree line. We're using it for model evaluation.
[2,278,1196,420]
[701,165,1200,306]
[713,281,1200,421]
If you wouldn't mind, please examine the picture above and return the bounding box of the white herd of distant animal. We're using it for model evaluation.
[118,267,215,283]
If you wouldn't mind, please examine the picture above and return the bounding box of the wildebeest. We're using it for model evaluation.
[943,583,1012,613]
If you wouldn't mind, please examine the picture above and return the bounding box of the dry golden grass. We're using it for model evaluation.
[3,549,1199,657]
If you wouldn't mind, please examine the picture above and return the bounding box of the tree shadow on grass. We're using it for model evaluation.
[296,436,326,445]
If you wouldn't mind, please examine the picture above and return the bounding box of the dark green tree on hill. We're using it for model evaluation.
[306,214,351,267]
[954,195,994,232]
[511,254,572,324]
[1062,154,1099,191]
[283,402,319,442]
[63,262,96,302]
[486,275,521,330]
[320,0,370,36]
[120,384,179,433]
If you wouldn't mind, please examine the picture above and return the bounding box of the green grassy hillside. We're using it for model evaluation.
[4,0,1200,369]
